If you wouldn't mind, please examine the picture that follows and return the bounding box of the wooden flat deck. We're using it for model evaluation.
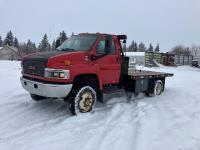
[128,70,173,79]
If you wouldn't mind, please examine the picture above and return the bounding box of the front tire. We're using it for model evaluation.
[68,83,97,115]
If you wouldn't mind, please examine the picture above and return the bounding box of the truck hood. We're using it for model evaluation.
[22,50,87,76]
[23,50,88,69]
[47,51,88,68]
[23,51,66,62]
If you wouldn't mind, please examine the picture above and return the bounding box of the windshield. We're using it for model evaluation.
[56,35,98,51]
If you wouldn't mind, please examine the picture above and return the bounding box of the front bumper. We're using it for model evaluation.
[20,77,73,98]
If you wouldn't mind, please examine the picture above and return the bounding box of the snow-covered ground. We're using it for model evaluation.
[0,61,200,150]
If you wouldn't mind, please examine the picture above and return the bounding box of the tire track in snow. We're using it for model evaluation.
[79,99,153,150]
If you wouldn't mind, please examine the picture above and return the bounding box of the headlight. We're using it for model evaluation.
[44,68,70,79]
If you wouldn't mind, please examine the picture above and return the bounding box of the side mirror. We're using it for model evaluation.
[55,39,61,48]
[91,55,96,61]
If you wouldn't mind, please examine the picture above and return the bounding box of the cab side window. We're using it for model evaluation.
[96,38,106,54]
[96,36,116,55]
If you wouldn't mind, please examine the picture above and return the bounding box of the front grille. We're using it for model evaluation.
[23,60,46,76]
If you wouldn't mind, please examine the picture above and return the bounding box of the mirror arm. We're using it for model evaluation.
[91,54,107,61]
[91,55,96,61]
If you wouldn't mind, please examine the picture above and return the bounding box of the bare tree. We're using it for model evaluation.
[171,45,191,55]
[191,45,200,56]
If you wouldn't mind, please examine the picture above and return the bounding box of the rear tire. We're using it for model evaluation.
[67,80,97,115]
[146,80,163,97]
[30,94,46,101]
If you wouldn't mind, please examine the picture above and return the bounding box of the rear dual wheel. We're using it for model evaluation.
[147,80,164,97]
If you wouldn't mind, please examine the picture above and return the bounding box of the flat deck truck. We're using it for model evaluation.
[20,33,173,115]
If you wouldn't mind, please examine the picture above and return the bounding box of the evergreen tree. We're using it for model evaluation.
[138,42,146,52]
[147,43,153,52]
[0,35,3,47]
[27,39,37,53]
[18,42,27,56]
[133,42,138,52]
[128,41,137,52]
[32,43,37,51]
[14,37,19,49]
[38,34,51,52]
[51,39,56,50]
[128,41,134,51]
[26,40,31,52]
[55,31,68,48]
[59,31,68,44]
[155,44,160,52]
[3,31,14,46]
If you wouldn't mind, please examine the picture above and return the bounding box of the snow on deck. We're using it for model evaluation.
[0,61,200,150]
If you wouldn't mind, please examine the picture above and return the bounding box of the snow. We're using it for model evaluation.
[125,52,145,57]
[0,61,200,150]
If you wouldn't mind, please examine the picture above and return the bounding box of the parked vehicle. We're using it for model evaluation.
[192,60,199,67]
[20,33,173,115]
[192,58,200,68]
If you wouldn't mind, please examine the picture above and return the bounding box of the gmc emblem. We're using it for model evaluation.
[28,66,36,70]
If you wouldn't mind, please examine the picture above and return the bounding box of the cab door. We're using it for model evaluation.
[93,35,121,85]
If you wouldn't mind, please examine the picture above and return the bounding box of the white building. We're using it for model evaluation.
[125,52,145,66]
[0,45,21,60]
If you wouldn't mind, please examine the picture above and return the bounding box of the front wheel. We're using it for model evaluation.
[68,85,97,115]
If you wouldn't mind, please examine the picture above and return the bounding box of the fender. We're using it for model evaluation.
[70,64,103,90]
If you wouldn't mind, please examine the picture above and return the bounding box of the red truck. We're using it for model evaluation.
[20,33,173,115]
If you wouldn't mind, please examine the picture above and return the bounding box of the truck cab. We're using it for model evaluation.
[21,33,126,115]
[21,33,173,115]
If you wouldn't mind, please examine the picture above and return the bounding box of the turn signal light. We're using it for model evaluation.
[64,60,71,66]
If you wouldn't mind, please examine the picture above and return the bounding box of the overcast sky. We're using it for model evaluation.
[0,0,200,51]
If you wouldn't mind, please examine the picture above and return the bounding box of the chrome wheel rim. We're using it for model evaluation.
[79,92,93,112]
[156,82,162,95]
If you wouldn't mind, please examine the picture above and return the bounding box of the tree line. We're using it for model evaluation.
[126,41,160,52]
[0,31,200,56]
[171,45,200,56]
[0,30,69,56]
[127,40,200,56]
